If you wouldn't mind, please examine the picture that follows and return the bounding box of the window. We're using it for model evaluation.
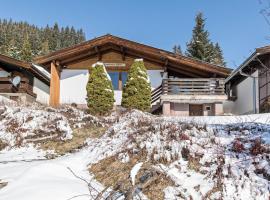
[108,71,127,90]
[108,72,119,90]
[205,106,211,111]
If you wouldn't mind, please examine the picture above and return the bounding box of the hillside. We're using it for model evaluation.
[0,101,269,200]
[0,19,85,61]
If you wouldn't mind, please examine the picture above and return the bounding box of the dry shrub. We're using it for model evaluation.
[188,156,201,172]
[89,152,174,200]
[90,153,142,194]
[181,147,190,160]
[250,139,265,155]
[179,133,190,141]
[254,168,270,181]
[232,140,245,153]
[136,163,174,200]
[0,140,7,150]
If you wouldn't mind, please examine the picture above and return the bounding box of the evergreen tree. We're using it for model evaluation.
[20,35,32,62]
[86,62,114,115]
[212,43,226,66]
[41,40,50,55]
[186,12,226,66]
[186,12,213,62]
[0,19,86,60]
[173,45,182,55]
[6,39,20,59]
[121,59,151,112]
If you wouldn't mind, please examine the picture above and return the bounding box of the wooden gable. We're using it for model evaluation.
[35,34,231,78]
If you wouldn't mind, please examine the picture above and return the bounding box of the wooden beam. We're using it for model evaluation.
[49,61,60,107]
[120,46,126,61]
[95,46,102,61]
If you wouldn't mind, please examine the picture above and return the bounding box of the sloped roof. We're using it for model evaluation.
[35,34,231,78]
[0,54,50,85]
[226,45,270,85]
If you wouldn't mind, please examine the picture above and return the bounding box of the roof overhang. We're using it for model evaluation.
[0,54,50,85]
[34,34,232,78]
[225,45,270,86]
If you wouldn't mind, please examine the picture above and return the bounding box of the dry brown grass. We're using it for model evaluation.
[40,126,106,155]
[188,156,201,172]
[89,152,174,200]
[0,140,7,151]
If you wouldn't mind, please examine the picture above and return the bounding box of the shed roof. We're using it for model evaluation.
[0,54,50,85]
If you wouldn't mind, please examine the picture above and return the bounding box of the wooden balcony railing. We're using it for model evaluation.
[162,78,225,95]
[151,78,225,105]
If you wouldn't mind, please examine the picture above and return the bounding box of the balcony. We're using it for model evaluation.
[151,78,226,105]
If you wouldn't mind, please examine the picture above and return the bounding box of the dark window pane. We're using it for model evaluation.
[108,72,119,90]
[122,72,128,88]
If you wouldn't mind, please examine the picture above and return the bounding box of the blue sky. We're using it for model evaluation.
[1,0,270,68]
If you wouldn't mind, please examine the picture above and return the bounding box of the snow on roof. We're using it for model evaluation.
[32,63,51,79]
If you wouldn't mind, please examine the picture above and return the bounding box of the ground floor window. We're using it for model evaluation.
[259,69,270,112]
[108,71,127,90]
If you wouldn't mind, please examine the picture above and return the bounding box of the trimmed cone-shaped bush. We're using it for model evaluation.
[86,62,114,115]
[121,59,151,111]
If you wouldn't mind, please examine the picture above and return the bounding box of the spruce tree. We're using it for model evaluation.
[86,62,114,115]
[6,39,20,59]
[41,40,50,55]
[186,12,213,62]
[212,43,226,66]
[186,12,226,66]
[121,59,151,112]
[20,35,32,62]
[0,19,86,60]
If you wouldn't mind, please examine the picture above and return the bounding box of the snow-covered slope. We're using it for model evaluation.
[0,106,269,200]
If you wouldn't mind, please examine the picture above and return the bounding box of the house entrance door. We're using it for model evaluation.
[189,104,203,116]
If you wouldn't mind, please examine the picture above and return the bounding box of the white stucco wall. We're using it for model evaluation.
[224,70,259,115]
[60,69,89,104]
[59,69,163,106]
[148,70,163,89]
[33,77,50,105]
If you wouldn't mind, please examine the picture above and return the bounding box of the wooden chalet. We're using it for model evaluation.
[35,34,231,116]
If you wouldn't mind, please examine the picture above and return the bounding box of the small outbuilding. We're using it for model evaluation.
[0,54,50,104]
[225,45,270,114]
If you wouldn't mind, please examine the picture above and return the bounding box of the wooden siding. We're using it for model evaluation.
[0,77,36,97]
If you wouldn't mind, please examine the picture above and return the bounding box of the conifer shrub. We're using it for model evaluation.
[86,62,114,115]
[121,59,151,112]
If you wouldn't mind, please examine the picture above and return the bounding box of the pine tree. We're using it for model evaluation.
[186,12,214,62]
[121,59,151,112]
[86,62,114,115]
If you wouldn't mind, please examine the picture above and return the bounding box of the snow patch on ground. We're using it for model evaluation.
[130,162,143,185]
[0,108,269,199]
